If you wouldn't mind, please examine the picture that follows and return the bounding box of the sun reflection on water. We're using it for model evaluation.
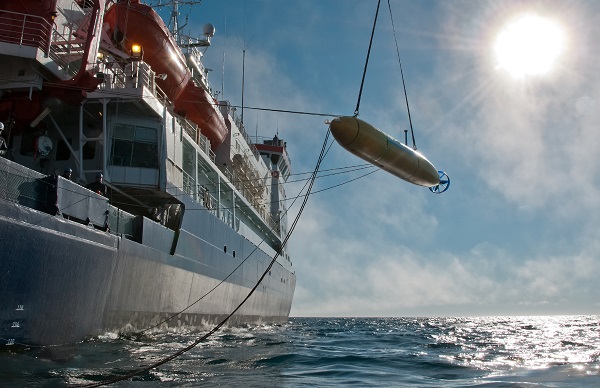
[431,316,599,374]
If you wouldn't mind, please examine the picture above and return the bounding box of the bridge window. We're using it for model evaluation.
[110,124,158,168]
[20,133,35,156]
[56,137,72,161]
[83,141,96,160]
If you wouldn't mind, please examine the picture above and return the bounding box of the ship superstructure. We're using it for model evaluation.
[0,0,295,346]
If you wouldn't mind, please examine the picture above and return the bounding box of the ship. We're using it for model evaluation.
[0,0,295,347]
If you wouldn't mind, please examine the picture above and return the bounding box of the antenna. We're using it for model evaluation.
[221,51,226,101]
[220,2,228,104]
[236,0,253,126]
[242,47,245,125]
[146,0,202,43]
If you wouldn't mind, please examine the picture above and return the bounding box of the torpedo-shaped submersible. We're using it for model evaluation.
[329,116,445,189]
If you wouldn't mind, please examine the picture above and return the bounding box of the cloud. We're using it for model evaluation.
[430,1,600,217]
[291,228,600,317]
[197,1,600,318]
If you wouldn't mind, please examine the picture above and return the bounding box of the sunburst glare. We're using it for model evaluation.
[494,14,565,78]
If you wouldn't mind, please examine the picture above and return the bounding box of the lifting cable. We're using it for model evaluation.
[354,0,381,117]
[79,129,332,388]
[387,0,417,150]
[121,134,362,338]
[354,0,419,150]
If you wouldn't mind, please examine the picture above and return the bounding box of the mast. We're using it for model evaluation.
[170,0,180,42]
[150,0,202,43]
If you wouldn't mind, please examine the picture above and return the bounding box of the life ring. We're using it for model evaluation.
[36,135,53,157]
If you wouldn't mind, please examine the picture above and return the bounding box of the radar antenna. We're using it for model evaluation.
[145,0,202,43]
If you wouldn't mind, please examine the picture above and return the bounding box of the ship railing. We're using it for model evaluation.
[95,60,125,90]
[228,163,275,231]
[180,119,197,144]
[182,170,195,199]
[47,3,91,78]
[196,187,221,220]
[0,10,52,54]
[232,113,261,160]
[179,35,214,93]
[219,163,235,183]
[242,183,280,235]
[177,116,216,163]
[95,59,171,104]
[256,201,280,233]
[48,29,84,79]
[214,162,277,234]
[0,9,90,79]
[197,132,216,162]
[219,207,240,231]
[269,214,280,233]
[0,157,139,237]
[0,157,47,211]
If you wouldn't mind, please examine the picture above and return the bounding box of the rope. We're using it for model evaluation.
[387,0,417,150]
[77,128,332,387]
[354,0,382,117]
[134,141,335,335]
[0,155,376,350]
[228,104,341,118]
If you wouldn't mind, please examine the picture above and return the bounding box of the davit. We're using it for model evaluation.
[329,116,440,187]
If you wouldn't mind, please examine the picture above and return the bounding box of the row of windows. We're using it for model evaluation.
[19,134,96,160]
[110,124,159,168]
[17,124,159,169]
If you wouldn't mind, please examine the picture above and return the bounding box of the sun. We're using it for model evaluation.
[494,14,565,79]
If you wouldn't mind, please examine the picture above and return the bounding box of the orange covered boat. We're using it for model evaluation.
[104,0,191,101]
[104,0,228,149]
[174,80,227,149]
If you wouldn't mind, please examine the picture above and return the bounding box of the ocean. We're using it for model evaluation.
[1,316,598,387]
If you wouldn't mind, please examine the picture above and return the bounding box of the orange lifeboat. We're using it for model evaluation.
[104,0,228,149]
[174,81,228,149]
[104,0,191,101]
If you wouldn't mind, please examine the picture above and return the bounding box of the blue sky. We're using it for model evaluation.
[174,0,600,316]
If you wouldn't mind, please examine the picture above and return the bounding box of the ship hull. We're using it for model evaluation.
[0,200,294,346]
[0,159,294,347]
[0,0,295,348]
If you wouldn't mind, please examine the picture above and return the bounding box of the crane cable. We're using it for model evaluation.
[387,0,417,150]
[78,128,332,387]
[354,0,419,150]
[354,0,381,117]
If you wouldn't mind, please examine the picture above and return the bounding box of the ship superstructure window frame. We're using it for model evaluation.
[110,123,158,169]
[20,133,35,156]
[182,138,196,198]
[56,137,72,161]
[83,141,96,160]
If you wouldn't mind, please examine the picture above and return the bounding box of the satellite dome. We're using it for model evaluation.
[203,23,216,38]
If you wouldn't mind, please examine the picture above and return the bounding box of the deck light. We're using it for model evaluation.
[131,44,142,59]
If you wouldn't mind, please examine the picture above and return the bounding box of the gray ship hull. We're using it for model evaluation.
[0,0,296,348]
[0,164,295,347]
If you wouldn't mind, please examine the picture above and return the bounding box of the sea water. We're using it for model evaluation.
[1,316,599,387]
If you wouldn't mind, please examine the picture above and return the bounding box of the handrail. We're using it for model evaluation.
[0,11,52,53]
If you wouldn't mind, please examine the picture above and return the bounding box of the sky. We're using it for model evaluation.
[171,0,600,317]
